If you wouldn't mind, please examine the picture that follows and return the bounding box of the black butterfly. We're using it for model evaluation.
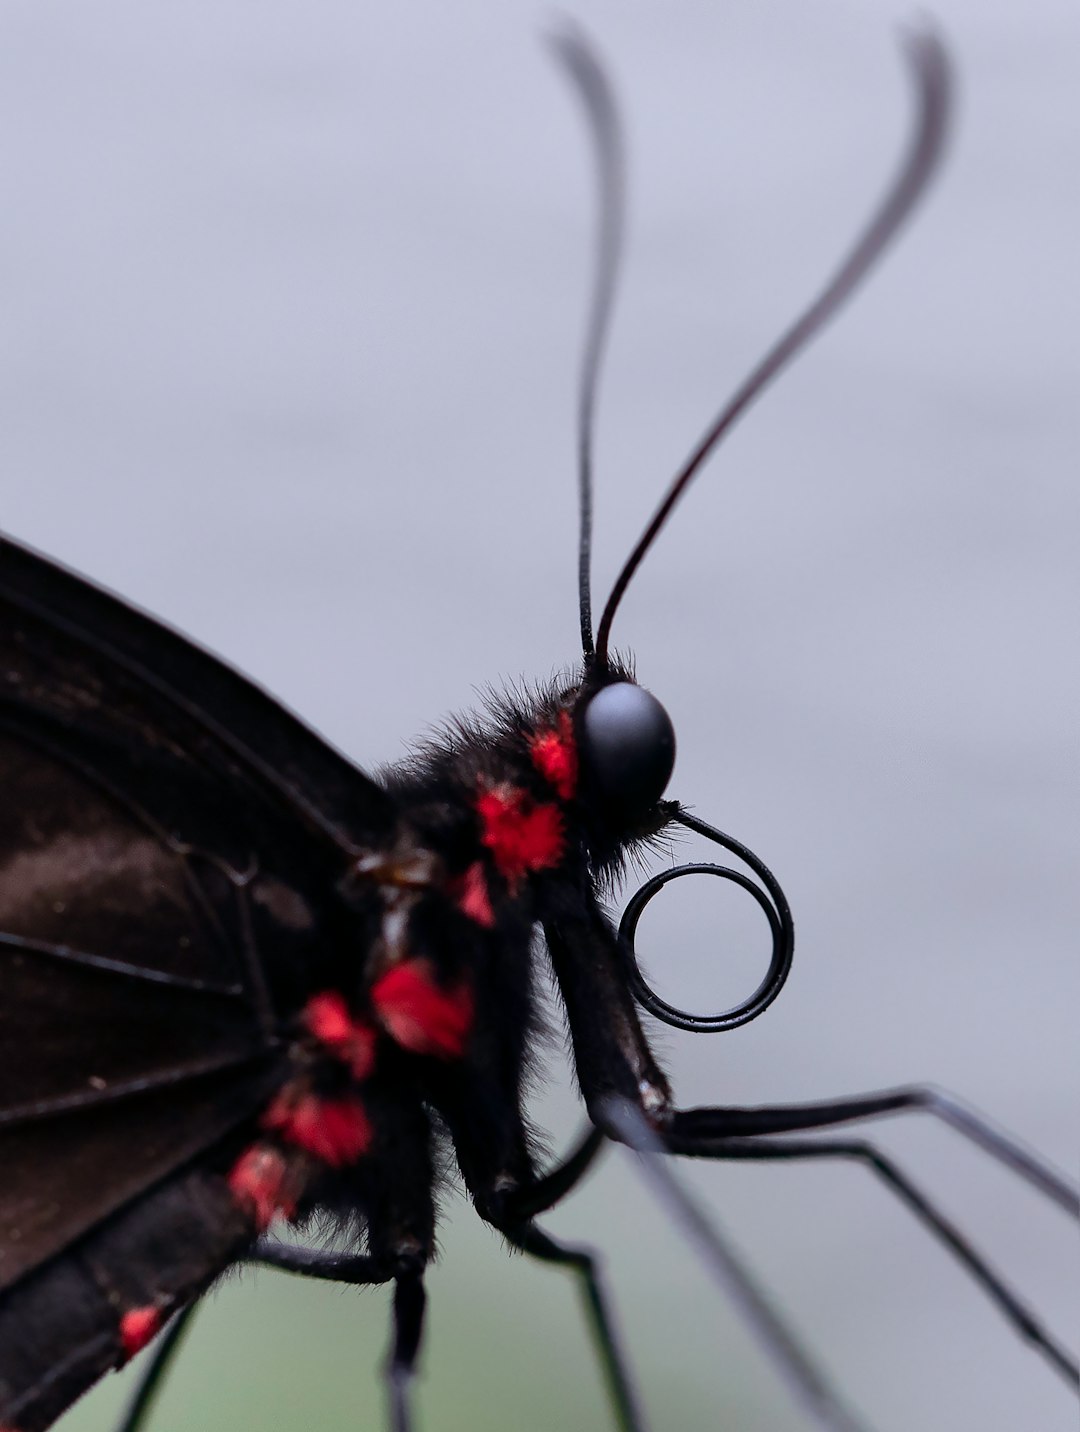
[0,26,1076,1432]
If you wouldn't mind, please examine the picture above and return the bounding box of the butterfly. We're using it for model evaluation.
[0,22,1076,1432]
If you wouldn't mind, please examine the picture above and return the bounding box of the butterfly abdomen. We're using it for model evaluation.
[0,1166,251,1432]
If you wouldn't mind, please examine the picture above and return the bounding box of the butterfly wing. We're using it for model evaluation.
[0,1162,256,1430]
[0,533,395,850]
[0,533,396,1289]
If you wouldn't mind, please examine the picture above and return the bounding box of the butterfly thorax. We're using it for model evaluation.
[224,669,680,1242]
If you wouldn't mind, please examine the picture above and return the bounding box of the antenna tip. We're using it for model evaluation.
[898,16,955,114]
[544,13,608,95]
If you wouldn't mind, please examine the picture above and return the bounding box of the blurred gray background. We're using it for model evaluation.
[0,2,1076,1430]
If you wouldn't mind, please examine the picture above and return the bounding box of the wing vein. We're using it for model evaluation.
[0,931,247,997]
[0,1050,275,1128]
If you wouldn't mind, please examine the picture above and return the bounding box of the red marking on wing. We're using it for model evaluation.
[227,1145,296,1232]
[370,960,474,1060]
[476,786,564,887]
[119,1305,163,1360]
[529,711,578,800]
[449,860,495,928]
[262,1091,372,1168]
[303,991,377,1080]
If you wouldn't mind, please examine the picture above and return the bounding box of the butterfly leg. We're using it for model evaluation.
[492,1122,638,1429]
[250,1239,397,1282]
[546,906,875,1431]
[258,1247,425,1432]
[114,1242,403,1432]
[503,1124,607,1220]
[254,1239,427,1432]
[112,1244,397,1432]
[416,963,634,1429]
[599,1099,879,1432]
[664,1133,1079,1388]
[501,1219,646,1432]
[114,1300,200,1432]
[386,1269,425,1432]
[668,1088,1079,1215]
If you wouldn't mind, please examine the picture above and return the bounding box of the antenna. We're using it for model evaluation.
[549,25,628,661]
[593,28,953,668]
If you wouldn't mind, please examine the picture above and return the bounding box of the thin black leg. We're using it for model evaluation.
[670,1086,1079,1215]
[250,1236,395,1285]
[670,1134,1079,1389]
[113,1242,395,1432]
[600,1098,873,1432]
[501,1124,606,1222]
[503,1221,646,1432]
[114,1299,199,1432]
[253,1239,426,1431]
[386,1271,426,1432]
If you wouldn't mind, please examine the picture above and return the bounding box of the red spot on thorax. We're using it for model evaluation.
[119,1305,162,1360]
[303,989,351,1044]
[476,786,564,887]
[449,860,495,928]
[302,991,377,1080]
[262,1090,372,1168]
[529,711,578,800]
[227,1145,296,1232]
[370,959,474,1060]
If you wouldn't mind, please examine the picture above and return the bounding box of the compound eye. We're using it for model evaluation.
[581,682,676,814]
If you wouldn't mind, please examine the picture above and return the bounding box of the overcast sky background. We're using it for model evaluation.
[0,3,1076,1431]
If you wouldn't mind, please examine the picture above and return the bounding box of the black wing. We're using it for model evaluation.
[0,533,396,1290]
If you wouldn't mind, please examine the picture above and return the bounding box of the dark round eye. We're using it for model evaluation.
[580,682,676,813]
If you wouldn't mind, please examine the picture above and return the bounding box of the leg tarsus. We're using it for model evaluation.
[250,1236,393,1285]
[252,1238,428,1429]
[498,1124,606,1223]
[113,1243,395,1432]
[385,1271,425,1432]
[503,1220,646,1432]
[600,1096,873,1432]
[113,1299,198,1432]
[670,1086,1079,1216]
[668,1133,1080,1390]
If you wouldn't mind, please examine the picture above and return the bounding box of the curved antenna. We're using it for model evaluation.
[595,27,953,668]
[548,24,627,661]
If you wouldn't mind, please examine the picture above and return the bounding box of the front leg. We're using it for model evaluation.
[543,888,671,1123]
